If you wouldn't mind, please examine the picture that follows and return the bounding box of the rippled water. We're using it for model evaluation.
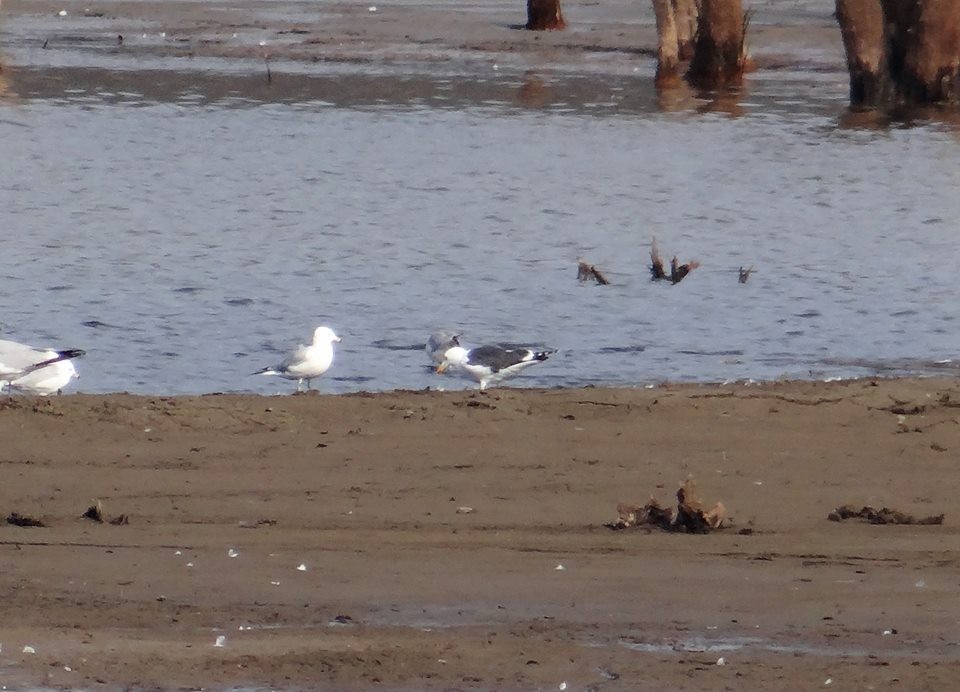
[2,63,960,395]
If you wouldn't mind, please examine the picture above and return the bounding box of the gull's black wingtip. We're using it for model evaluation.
[58,348,86,360]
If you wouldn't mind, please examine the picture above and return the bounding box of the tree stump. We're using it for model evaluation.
[526,0,566,31]
[686,0,748,90]
[880,0,960,104]
[836,0,960,107]
[652,0,682,87]
[835,0,887,107]
[673,0,699,60]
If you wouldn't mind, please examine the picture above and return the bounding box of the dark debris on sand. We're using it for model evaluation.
[7,512,46,527]
[607,477,727,534]
[828,504,944,525]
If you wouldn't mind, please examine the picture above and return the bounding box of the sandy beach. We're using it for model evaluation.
[2,379,959,689]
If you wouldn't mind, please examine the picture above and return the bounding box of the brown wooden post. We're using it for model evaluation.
[526,0,566,31]
[835,0,887,108]
[672,0,699,61]
[880,0,960,104]
[686,0,747,89]
[652,0,681,87]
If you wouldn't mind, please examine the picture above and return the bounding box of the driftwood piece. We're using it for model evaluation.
[7,512,46,527]
[82,500,130,525]
[577,259,610,285]
[650,239,698,284]
[828,504,944,525]
[670,256,700,283]
[609,478,727,533]
[649,239,668,280]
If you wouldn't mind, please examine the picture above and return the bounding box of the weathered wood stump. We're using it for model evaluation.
[652,0,700,87]
[686,0,748,89]
[836,0,960,107]
[835,0,887,107]
[881,0,960,104]
[673,0,699,60]
[526,0,566,31]
[652,0,682,87]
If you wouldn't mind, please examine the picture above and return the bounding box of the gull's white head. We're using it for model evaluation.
[312,326,341,344]
[437,345,469,373]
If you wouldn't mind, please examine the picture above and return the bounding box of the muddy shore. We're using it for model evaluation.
[2,379,959,689]
[2,0,845,76]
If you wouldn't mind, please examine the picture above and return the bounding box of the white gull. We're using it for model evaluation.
[252,326,341,392]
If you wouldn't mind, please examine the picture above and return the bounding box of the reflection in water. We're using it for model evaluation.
[1,67,960,395]
[0,54,22,105]
[694,87,747,117]
[517,72,550,108]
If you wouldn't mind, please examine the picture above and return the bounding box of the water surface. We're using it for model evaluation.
[2,64,959,394]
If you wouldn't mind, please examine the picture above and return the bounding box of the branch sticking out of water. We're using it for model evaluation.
[577,258,610,285]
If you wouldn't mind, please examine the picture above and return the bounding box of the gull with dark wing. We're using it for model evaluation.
[438,342,556,391]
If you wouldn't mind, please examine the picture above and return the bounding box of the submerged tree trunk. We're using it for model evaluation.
[686,0,747,89]
[836,0,960,107]
[526,0,566,31]
[880,0,960,104]
[652,0,682,87]
[835,0,887,107]
[672,0,699,60]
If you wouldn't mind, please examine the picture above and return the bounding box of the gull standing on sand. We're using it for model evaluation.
[425,330,461,367]
[437,343,556,391]
[0,338,85,395]
[252,326,341,392]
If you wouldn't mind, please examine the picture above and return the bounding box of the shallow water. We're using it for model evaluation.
[2,62,960,395]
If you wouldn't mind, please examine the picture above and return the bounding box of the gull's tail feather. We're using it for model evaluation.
[251,366,278,376]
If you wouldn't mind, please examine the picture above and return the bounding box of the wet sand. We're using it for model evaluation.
[2,379,960,689]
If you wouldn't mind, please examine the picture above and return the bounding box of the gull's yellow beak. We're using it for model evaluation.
[436,362,449,374]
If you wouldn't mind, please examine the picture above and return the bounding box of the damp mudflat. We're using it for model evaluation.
[1,1,959,395]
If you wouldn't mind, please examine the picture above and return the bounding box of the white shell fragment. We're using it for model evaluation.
[214,635,226,647]
[227,548,239,558]
[297,563,307,571]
